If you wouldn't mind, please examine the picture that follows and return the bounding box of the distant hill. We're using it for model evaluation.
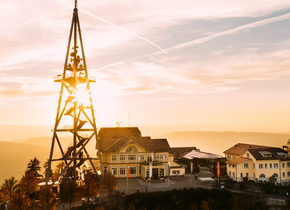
[11,136,72,147]
[0,141,50,184]
[0,125,52,141]
[10,136,97,156]
[0,136,97,185]
[157,131,290,156]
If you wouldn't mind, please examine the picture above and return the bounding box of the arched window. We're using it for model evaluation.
[126,146,137,153]
[273,173,278,177]
[259,174,265,178]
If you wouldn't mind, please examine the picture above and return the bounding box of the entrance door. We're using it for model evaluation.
[153,168,158,180]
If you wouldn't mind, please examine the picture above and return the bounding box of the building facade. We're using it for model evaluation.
[97,127,185,180]
[224,143,290,185]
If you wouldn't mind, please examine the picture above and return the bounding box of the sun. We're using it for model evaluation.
[74,84,91,106]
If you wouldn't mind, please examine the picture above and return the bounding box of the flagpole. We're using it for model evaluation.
[149,162,152,192]
[190,161,193,187]
[127,163,129,194]
[217,162,220,189]
[168,161,170,190]
[127,178,128,193]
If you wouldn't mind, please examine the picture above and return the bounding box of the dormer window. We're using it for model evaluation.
[258,151,272,158]
[277,152,287,158]
[247,153,249,158]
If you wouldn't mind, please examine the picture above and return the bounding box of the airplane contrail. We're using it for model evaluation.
[94,11,290,71]
[165,11,290,53]
[2,8,67,31]
[1,0,92,32]
[79,9,166,54]
[56,0,165,54]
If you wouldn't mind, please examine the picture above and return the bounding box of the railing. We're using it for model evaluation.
[54,73,96,82]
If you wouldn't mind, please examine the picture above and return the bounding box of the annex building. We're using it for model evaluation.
[97,127,185,180]
[224,143,290,185]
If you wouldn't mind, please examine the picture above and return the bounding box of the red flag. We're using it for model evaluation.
[217,162,220,177]
[127,163,130,179]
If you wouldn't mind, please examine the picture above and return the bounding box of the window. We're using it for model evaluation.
[246,173,248,178]
[247,153,249,158]
[129,167,136,175]
[240,173,243,178]
[282,163,285,168]
[173,170,180,175]
[155,154,161,160]
[120,167,125,175]
[158,154,167,160]
[270,163,272,169]
[233,172,235,177]
[273,173,278,178]
[139,155,144,161]
[259,164,263,169]
[288,172,290,177]
[265,164,268,169]
[112,167,117,176]
[120,155,125,161]
[229,171,231,176]
[253,163,255,169]
[259,174,265,178]
[128,155,136,161]
[147,155,153,162]
[229,164,231,168]
[283,172,285,177]
[287,162,290,167]
[274,163,278,168]
[111,155,117,161]
[126,146,137,153]
[254,173,255,178]
[160,169,164,177]
[244,163,248,168]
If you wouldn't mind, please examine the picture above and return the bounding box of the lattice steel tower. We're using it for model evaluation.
[46,1,103,185]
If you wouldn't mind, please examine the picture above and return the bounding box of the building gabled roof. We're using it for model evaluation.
[169,147,197,156]
[97,127,141,151]
[97,127,170,152]
[226,157,250,165]
[182,150,223,160]
[98,127,141,140]
[223,143,272,156]
[248,148,290,161]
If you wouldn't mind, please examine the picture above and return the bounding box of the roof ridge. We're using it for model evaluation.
[104,136,128,151]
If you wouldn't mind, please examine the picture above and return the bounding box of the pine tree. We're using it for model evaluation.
[0,176,18,202]
[19,172,38,195]
[82,171,100,203]
[43,159,53,180]
[26,157,43,180]
[38,186,58,210]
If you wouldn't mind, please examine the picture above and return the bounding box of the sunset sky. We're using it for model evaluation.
[1,0,290,135]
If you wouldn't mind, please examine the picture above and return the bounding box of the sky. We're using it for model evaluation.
[1,0,290,134]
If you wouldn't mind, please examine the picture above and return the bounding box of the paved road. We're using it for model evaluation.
[116,174,213,195]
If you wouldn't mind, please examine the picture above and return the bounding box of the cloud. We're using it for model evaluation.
[92,48,290,97]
